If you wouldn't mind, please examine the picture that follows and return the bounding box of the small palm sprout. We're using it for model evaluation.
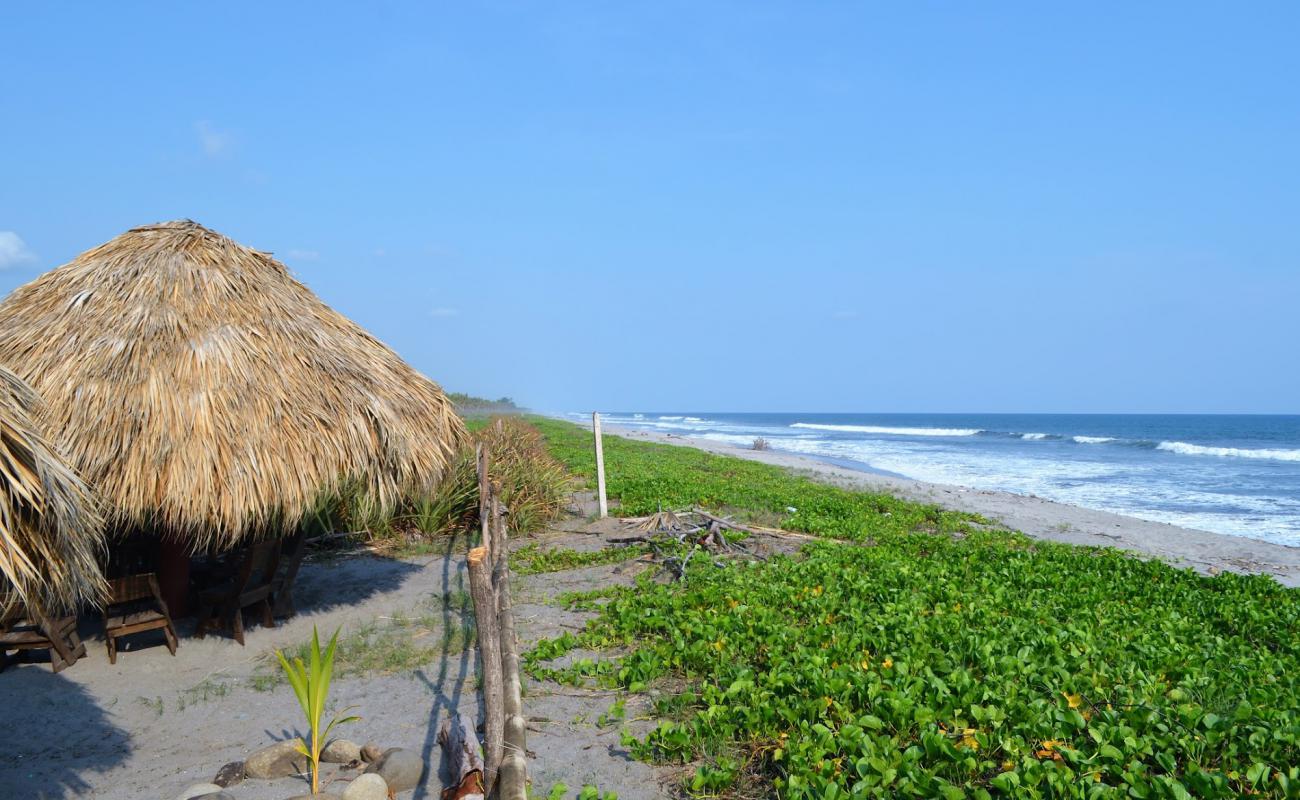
[275,626,359,795]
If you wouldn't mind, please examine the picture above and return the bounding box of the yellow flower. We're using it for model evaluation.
[959,734,979,750]
[812,585,824,596]
[1064,693,1082,709]
[860,657,871,671]
[712,639,724,651]
[882,657,893,669]
[1001,760,1014,772]
[823,696,833,709]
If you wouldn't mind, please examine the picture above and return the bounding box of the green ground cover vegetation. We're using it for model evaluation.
[527,417,1300,799]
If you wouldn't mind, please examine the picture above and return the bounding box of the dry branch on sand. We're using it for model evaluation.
[0,221,468,550]
[618,507,791,580]
[0,367,106,616]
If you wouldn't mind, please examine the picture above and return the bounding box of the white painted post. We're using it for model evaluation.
[593,411,608,518]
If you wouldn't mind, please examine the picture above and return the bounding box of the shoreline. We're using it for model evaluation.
[595,421,1300,587]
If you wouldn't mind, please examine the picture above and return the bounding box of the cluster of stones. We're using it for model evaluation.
[172,739,425,800]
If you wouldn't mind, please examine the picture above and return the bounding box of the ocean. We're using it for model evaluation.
[577,412,1300,546]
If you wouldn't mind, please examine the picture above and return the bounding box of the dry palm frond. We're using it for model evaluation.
[0,221,468,551]
[0,367,106,614]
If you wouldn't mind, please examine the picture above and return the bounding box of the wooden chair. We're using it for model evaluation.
[271,532,308,620]
[0,604,86,673]
[195,540,280,645]
[101,573,178,664]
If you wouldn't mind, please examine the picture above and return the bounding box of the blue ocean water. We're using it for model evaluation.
[582,412,1300,546]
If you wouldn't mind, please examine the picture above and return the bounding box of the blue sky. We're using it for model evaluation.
[2,3,1297,413]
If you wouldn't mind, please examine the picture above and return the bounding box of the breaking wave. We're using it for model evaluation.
[1157,441,1300,462]
[791,423,982,436]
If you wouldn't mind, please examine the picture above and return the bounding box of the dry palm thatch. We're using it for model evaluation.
[0,221,469,551]
[0,366,106,615]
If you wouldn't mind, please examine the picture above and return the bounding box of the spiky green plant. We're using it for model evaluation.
[275,626,359,795]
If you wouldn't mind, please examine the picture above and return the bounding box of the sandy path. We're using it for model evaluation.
[0,526,676,800]
[601,424,1300,587]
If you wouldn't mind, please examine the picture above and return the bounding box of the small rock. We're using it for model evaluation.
[245,739,308,779]
[212,761,245,788]
[342,773,389,800]
[174,784,224,800]
[363,747,424,792]
[192,794,235,800]
[322,739,362,764]
[359,742,383,763]
[284,795,340,800]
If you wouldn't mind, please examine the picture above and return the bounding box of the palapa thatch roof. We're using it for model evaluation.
[0,220,468,551]
[0,366,106,615]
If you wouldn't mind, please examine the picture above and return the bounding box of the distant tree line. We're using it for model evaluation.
[448,393,523,413]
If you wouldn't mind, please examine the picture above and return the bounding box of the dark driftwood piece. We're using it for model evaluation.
[493,506,527,800]
[467,544,504,793]
[438,711,486,800]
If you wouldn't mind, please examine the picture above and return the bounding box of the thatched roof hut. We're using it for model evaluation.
[0,366,106,615]
[0,221,468,551]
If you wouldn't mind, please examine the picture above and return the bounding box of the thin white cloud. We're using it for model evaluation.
[286,249,320,261]
[195,120,232,157]
[0,231,36,270]
[429,307,460,318]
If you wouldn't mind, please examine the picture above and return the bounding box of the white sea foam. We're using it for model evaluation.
[1072,436,1116,444]
[684,416,705,422]
[1157,441,1300,462]
[1021,433,1050,440]
[790,423,982,436]
[658,415,684,421]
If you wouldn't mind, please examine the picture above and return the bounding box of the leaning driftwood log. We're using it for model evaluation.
[438,711,486,800]
[467,545,504,793]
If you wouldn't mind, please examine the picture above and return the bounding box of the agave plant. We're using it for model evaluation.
[276,626,359,795]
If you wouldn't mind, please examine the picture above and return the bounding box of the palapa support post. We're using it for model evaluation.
[438,711,486,800]
[492,496,528,800]
[593,411,608,518]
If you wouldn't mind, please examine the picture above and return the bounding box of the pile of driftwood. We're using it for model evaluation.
[613,507,774,580]
[439,445,527,800]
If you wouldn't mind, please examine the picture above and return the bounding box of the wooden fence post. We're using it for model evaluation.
[593,411,608,518]
[476,443,492,552]
[493,501,528,800]
[467,544,504,793]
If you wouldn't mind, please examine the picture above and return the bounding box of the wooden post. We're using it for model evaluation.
[438,711,486,800]
[593,411,608,518]
[476,443,492,552]
[489,483,504,570]
[467,545,504,793]
[493,503,527,800]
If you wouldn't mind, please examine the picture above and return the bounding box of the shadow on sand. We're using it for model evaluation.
[414,531,476,800]
[0,668,132,799]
